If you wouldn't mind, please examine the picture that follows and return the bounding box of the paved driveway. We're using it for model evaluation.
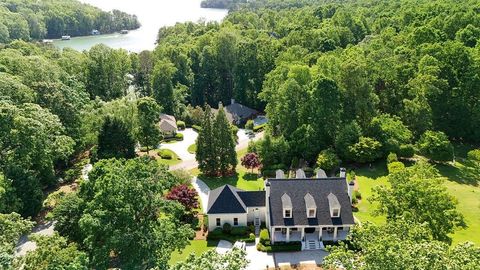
[216,240,233,255]
[245,241,274,270]
[160,128,198,162]
[192,177,210,213]
[273,250,328,267]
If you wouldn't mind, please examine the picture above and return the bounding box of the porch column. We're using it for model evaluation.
[286,227,290,242]
[333,227,338,241]
[301,227,305,240]
[318,227,322,240]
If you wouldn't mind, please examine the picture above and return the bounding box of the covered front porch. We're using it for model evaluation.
[271,226,350,243]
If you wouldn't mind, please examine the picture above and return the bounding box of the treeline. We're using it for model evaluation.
[147,0,480,169]
[0,0,140,42]
[200,0,246,9]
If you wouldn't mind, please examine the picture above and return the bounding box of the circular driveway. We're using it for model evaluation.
[160,128,198,162]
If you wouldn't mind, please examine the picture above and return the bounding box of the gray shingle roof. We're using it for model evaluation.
[268,178,355,227]
[237,191,266,207]
[207,185,246,214]
[207,185,265,214]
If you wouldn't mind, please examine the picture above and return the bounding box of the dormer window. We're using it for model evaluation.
[281,193,293,219]
[327,192,341,218]
[304,193,316,218]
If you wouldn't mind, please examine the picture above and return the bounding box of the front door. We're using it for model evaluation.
[253,208,260,225]
[305,227,316,234]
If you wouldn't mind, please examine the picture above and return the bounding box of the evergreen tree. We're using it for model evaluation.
[196,106,217,176]
[97,116,135,160]
[136,97,162,153]
[214,106,237,176]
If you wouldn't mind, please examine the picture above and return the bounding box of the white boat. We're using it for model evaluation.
[61,35,71,40]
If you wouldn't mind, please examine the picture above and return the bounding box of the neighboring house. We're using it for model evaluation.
[207,168,355,250]
[214,99,259,125]
[159,114,177,136]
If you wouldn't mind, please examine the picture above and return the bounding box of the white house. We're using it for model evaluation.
[206,168,356,250]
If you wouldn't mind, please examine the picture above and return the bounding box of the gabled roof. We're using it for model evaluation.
[159,114,177,132]
[281,193,292,209]
[267,178,355,227]
[207,185,246,214]
[304,193,316,209]
[225,103,258,121]
[327,192,340,209]
[207,185,265,214]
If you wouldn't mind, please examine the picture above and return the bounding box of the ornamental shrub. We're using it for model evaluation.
[245,120,254,130]
[417,130,453,162]
[259,229,270,245]
[230,226,248,236]
[223,223,232,234]
[388,161,406,174]
[177,120,186,130]
[316,148,341,172]
[387,152,398,164]
[175,133,184,141]
[398,144,415,158]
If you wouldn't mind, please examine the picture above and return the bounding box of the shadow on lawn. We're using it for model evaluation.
[198,172,261,190]
[436,160,479,187]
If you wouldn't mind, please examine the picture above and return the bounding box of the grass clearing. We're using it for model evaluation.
[156,149,182,166]
[168,239,218,266]
[353,144,480,245]
[187,143,196,154]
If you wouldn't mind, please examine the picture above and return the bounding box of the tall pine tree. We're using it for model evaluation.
[97,116,136,160]
[196,105,217,176]
[195,105,237,176]
[214,106,237,176]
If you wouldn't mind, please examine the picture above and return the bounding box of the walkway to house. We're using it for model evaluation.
[192,177,210,214]
[215,240,233,254]
[273,250,328,267]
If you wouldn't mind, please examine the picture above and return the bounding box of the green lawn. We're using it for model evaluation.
[352,147,480,245]
[168,239,218,266]
[156,149,182,166]
[187,144,196,154]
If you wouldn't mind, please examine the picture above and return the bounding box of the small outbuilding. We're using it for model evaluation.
[159,113,177,136]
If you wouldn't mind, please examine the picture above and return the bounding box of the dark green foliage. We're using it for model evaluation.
[398,144,415,158]
[245,120,254,130]
[222,223,232,234]
[369,114,412,155]
[97,116,135,160]
[196,106,237,176]
[0,0,139,41]
[85,45,131,101]
[417,131,454,162]
[0,213,34,268]
[257,241,302,253]
[136,97,162,152]
[335,121,363,161]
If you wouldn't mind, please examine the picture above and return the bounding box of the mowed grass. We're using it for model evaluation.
[187,143,196,154]
[353,144,480,245]
[168,239,218,266]
[352,160,388,225]
[192,147,265,191]
[156,149,182,166]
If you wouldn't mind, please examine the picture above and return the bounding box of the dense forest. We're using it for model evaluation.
[1,0,480,269]
[0,0,140,41]
[200,0,246,9]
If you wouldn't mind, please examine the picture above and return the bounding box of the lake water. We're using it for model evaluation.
[52,0,228,52]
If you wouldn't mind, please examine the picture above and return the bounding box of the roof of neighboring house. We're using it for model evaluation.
[224,103,258,122]
[267,178,355,227]
[159,114,177,132]
[207,185,265,214]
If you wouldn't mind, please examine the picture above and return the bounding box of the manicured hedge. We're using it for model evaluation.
[158,149,173,160]
[192,125,202,132]
[175,133,184,141]
[253,123,266,132]
[177,120,186,130]
[257,241,302,252]
[207,226,254,243]
[259,229,270,245]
